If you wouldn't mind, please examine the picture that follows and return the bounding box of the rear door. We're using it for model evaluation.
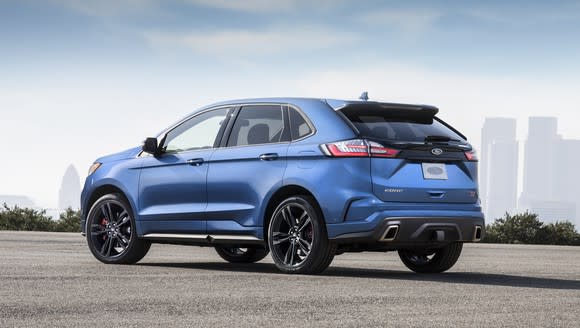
[339,104,478,204]
[206,104,290,234]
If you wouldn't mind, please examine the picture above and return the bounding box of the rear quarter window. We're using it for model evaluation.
[288,107,312,140]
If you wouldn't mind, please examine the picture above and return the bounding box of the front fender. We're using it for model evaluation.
[81,158,143,234]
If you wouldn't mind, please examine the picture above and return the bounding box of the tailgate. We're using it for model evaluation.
[371,157,478,203]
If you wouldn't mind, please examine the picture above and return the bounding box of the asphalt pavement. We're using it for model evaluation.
[0,231,578,327]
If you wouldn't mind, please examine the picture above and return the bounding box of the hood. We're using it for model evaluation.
[95,146,142,163]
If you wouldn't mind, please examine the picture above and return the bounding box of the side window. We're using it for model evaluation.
[163,108,229,153]
[289,107,312,140]
[227,105,287,147]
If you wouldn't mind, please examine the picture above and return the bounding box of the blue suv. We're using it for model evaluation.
[81,98,484,274]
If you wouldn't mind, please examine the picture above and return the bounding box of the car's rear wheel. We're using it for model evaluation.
[214,246,269,263]
[268,196,336,274]
[398,242,463,273]
[86,194,151,264]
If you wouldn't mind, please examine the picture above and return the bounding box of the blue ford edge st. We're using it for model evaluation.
[81,98,484,274]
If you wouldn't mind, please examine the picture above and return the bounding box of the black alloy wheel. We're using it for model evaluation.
[86,194,150,264]
[268,196,336,274]
[398,242,463,273]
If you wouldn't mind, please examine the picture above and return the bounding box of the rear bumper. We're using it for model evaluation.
[327,210,484,245]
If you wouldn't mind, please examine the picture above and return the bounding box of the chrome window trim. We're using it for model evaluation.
[136,102,318,157]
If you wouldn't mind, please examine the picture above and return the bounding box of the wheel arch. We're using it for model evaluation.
[262,184,324,242]
[84,183,138,234]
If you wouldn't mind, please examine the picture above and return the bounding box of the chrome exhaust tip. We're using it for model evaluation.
[473,225,483,242]
[380,225,399,242]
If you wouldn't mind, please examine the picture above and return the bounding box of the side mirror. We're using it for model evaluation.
[142,137,159,156]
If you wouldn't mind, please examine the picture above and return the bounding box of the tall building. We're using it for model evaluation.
[525,200,575,225]
[551,140,580,205]
[519,117,578,226]
[58,165,81,210]
[545,139,580,225]
[521,117,558,201]
[480,118,518,220]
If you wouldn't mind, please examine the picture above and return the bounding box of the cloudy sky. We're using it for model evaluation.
[1,0,580,208]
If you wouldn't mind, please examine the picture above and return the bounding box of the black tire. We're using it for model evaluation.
[86,193,151,264]
[398,242,463,273]
[214,246,269,263]
[268,196,336,274]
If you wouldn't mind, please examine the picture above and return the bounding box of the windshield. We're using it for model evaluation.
[339,109,465,143]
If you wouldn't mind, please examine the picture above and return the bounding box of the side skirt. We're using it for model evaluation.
[140,233,265,246]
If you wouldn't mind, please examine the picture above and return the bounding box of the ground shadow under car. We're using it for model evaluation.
[137,261,580,291]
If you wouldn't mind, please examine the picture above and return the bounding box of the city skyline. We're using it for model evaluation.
[2,1,580,207]
[482,115,579,227]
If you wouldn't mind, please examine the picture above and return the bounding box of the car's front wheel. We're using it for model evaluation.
[214,246,269,263]
[86,193,151,264]
[268,196,336,274]
[398,242,463,273]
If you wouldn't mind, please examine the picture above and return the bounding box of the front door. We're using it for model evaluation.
[138,107,231,235]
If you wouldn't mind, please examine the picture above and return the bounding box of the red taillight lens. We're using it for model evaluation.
[322,139,399,158]
[465,150,478,161]
[324,139,369,157]
[368,141,400,158]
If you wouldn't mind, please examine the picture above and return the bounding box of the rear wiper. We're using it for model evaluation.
[424,135,460,143]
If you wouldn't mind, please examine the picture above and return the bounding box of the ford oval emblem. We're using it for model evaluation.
[431,148,443,156]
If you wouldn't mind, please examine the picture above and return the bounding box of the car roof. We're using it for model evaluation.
[199,97,438,112]
[158,97,441,139]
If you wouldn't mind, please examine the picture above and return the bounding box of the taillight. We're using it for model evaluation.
[323,139,368,157]
[465,150,478,161]
[368,141,400,158]
[322,139,399,158]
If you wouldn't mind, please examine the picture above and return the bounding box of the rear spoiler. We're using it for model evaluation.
[327,99,467,141]
[325,99,438,117]
[327,99,438,120]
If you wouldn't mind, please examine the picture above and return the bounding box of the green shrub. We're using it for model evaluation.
[537,221,579,246]
[483,211,580,245]
[0,203,81,233]
[55,208,81,232]
[0,203,55,231]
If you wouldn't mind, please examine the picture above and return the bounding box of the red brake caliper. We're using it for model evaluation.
[100,218,108,240]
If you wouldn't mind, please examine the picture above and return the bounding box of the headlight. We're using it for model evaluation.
[88,163,102,176]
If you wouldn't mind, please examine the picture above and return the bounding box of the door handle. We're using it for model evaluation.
[259,153,279,161]
[187,158,204,166]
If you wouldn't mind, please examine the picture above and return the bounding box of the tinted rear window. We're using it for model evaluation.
[227,105,288,147]
[339,108,464,143]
